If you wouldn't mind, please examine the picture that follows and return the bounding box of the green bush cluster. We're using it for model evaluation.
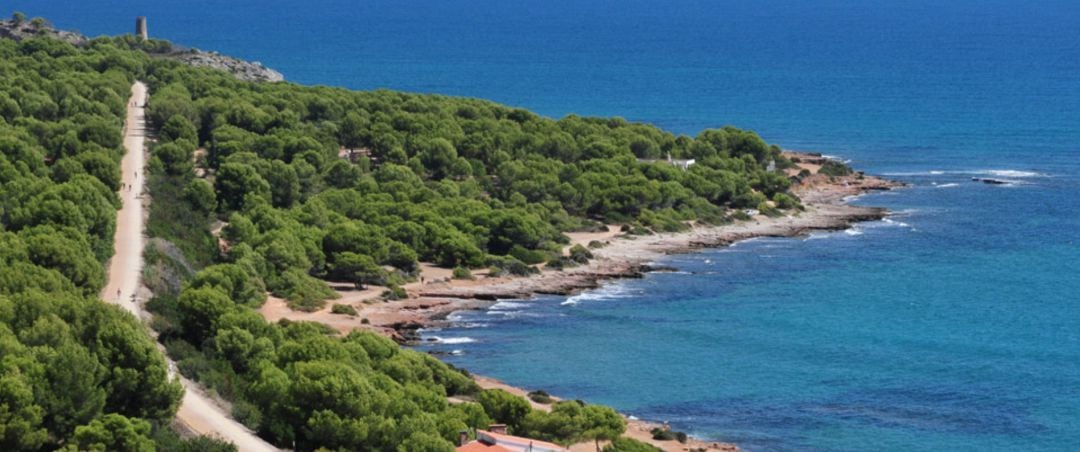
[568,244,594,264]
[452,266,475,280]
[478,390,625,446]
[603,437,663,451]
[819,159,853,177]
[134,48,798,308]
[381,284,408,300]
[650,427,688,443]
[331,303,358,315]
[527,390,554,404]
[0,36,190,449]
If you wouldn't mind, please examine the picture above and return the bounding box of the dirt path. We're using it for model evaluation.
[101,81,149,318]
[103,81,279,452]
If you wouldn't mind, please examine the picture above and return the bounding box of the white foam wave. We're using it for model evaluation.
[729,237,764,247]
[977,169,1048,178]
[844,228,864,236]
[881,218,911,228]
[935,183,959,188]
[458,322,491,329]
[883,169,1049,178]
[561,283,639,306]
[489,301,531,310]
[882,171,933,176]
[821,154,852,164]
[486,310,546,318]
[445,312,464,322]
[425,338,477,345]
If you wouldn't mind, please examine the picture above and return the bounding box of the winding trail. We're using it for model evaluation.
[102,81,279,452]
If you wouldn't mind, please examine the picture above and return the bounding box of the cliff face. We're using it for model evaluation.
[0,18,284,83]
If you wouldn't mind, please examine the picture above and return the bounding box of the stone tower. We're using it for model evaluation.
[135,16,148,40]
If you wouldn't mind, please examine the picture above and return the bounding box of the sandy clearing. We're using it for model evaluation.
[564,224,622,251]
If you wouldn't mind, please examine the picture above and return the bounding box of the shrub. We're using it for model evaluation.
[648,428,688,444]
[452,266,474,280]
[587,240,607,249]
[361,318,370,324]
[274,269,337,311]
[488,256,539,277]
[620,223,652,236]
[381,284,407,300]
[675,431,688,443]
[527,390,553,404]
[650,428,676,441]
[568,244,593,264]
[331,303,357,315]
[757,201,783,218]
[509,245,548,265]
[603,437,662,452]
[819,159,853,176]
[545,256,578,270]
[772,192,802,210]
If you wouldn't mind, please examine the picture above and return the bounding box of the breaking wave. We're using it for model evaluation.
[562,283,640,305]
[883,169,1049,178]
[489,301,531,310]
[427,336,476,344]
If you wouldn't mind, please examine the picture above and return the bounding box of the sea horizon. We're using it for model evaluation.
[9,1,1079,450]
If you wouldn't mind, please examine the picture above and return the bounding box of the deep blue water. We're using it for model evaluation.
[12,1,1080,450]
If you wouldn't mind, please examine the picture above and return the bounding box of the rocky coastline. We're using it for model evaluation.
[0,17,283,82]
[381,162,901,342]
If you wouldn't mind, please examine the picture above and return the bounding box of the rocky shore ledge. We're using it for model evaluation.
[383,167,899,342]
[0,17,283,82]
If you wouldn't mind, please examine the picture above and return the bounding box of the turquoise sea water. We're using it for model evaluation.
[13,1,1080,449]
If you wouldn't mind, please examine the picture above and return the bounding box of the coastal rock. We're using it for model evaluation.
[972,177,1009,185]
[0,18,283,83]
[0,18,88,44]
[640,264,681,273]
[167,50,284,83]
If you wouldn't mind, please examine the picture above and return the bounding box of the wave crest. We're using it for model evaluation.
[883,169,1049,178]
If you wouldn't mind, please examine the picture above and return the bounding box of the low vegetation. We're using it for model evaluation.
[330,303,357,315]
[527,390,554,404]
[604,437,663,451]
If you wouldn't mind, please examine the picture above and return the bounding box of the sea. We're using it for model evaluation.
[14,1,1079,450]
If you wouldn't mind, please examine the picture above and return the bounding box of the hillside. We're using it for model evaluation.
[0,16,819,450]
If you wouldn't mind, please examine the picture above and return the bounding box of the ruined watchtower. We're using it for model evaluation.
[135,16,148,40]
